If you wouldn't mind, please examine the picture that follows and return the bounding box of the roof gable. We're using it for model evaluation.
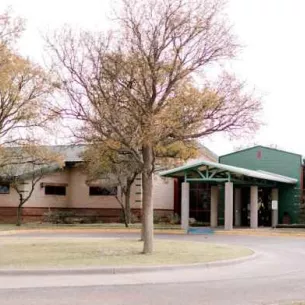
[220,145,302,159]
[159,159,297,184]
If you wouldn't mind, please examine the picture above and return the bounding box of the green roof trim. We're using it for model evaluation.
[159,160,297,184]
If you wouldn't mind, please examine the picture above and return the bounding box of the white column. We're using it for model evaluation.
[181,182,190,230]
[225,182,233,230]
[272,188,279,228]
[250,186,258,229]
[234,188,242,227]
[210,186,218,228]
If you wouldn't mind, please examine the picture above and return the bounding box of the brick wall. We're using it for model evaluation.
[0,207,174,224]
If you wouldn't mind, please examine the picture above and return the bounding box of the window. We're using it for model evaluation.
[45,185,66,196]
[0,184,10,194]
[89,186,117,196]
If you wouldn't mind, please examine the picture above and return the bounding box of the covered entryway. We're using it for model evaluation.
[160,160,297,230]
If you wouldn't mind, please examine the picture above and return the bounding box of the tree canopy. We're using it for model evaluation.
[46,0,262,253]
[0,8,56,146]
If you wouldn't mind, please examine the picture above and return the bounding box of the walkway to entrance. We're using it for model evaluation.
[160,160,297,230]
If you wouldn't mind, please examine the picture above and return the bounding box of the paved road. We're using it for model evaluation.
[1,233,305,305]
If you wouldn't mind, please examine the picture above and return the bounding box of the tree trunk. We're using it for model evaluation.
[116,194,128,228]
[140,205,145,241]
[125,185,131,225]
[142,144,154,254]
[140,173,145,241]
[121,205,128,228]
[16,202,22,227]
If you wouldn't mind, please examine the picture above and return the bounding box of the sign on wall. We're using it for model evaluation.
[272,200,278,210]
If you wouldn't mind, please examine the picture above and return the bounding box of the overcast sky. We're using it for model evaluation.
[0,0,304,156]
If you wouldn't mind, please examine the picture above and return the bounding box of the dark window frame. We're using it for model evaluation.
[0,184,10,194]
[45,185,66,196]
[89,186,117,196]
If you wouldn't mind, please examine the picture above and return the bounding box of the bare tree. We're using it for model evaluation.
[83,144,142,227]
[12,167,47,227]
[0,8,24,66]
[0,8,56,146]
[46,0,261,253]
[0,145,64,226]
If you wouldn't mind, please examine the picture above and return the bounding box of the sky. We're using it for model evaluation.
[0,0,304,156]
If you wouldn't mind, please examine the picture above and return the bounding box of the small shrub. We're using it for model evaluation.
[189,217,196,225]
[119,210,139,224]
[119,210,126,224]
[153,213,163,224]
[43,210,54,223]
[167,213,181,225]
[43,210,76,224]
[88,215,99,223]
[64,216,84,224]
[130,212,139,223]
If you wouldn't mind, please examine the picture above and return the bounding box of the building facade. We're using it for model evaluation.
[0,162,173,224]
[162,145,304,229]
[219,146,303,225]
[0,144,216,224]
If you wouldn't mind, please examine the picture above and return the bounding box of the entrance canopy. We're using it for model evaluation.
[159,160,297,186]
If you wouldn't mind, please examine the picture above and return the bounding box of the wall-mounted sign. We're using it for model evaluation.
[272,200,278,210]
[257,150,262,160]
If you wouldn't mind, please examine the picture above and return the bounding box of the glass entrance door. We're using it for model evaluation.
[189,183,211,225]
[258,188,272,227]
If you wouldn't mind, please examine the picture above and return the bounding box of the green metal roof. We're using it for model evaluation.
[159,159,298,184]
[220,145,303,159]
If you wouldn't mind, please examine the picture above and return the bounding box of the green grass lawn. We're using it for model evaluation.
[0,237,252,269]
[0,224,16,231]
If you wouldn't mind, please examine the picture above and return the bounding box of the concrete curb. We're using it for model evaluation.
[0,251,258,276]
[215,230,305,238]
